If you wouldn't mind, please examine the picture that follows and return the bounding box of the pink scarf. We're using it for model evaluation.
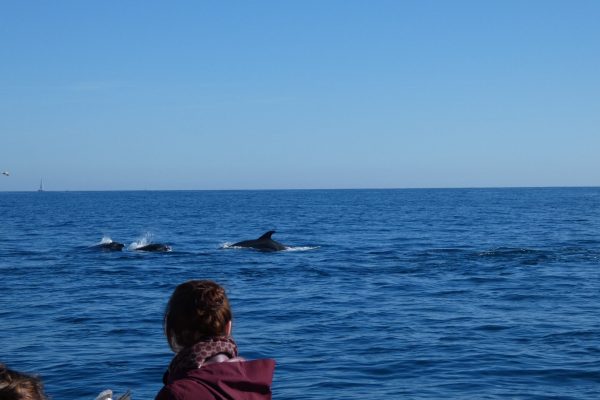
[168,337,239,376]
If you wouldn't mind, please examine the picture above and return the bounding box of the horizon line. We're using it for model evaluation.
[1,185,600,193]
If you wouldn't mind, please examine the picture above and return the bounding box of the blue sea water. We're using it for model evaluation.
[1,188,599,399]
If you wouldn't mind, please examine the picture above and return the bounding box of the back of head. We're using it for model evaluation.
[0,364,47,400]
[164,280,232,351]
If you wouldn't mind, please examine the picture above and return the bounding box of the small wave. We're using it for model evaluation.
[478,247,543,257]
[477,247,553,265]
[219,243,318,252]
[473,324,511,332]
[284,246,320,252]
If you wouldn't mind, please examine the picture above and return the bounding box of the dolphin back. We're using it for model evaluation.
[232,230,287,251]
[136,243,171,252]
[93,242,125,251]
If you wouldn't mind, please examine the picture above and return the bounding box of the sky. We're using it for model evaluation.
[1,1,599,191]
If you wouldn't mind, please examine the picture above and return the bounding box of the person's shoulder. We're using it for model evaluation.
[241,358,276,374]
[159,359,276,400]
[207,358,275,373]
[156,381,213,400]
[240,358,276,371]
[199,358,276,385]
[155,385,178,400]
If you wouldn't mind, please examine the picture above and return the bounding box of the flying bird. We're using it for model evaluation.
[1,171,9,176]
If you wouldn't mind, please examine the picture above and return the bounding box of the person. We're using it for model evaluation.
[0,363,47,400]
[156,280,275,400]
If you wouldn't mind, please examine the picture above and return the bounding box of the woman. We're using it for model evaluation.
[156,280,275,400]
[0,363,47,400]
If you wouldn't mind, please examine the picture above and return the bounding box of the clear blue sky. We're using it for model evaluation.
[1,1,599,190]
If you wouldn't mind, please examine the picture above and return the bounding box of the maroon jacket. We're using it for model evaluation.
[155,359,275,400]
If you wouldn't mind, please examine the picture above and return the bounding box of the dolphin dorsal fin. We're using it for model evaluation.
[258,230,276,240]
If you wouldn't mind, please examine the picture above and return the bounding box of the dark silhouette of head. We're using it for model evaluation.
[164,280,232,351]
[0,364,47,400]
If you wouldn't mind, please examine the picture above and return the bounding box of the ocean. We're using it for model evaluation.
[1,188,599,399]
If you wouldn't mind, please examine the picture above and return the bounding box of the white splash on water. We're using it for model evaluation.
[100,236,113,244]
[219,242,319,251]
[129,233,153,250]
[284,246,320,252]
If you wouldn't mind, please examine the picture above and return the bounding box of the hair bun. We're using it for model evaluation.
[193,283,226,311]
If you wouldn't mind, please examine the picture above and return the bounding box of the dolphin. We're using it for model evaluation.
[92,242,125,251]
[232,231,288,252]
[135,243,172,252]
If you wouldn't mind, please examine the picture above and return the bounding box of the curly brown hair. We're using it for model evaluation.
[0,364,47,400]
[164,280,232,351]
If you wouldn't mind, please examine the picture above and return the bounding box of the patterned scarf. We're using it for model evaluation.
[168,336,239,377]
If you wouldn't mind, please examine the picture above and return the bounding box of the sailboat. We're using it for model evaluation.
[38,179,44,192]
